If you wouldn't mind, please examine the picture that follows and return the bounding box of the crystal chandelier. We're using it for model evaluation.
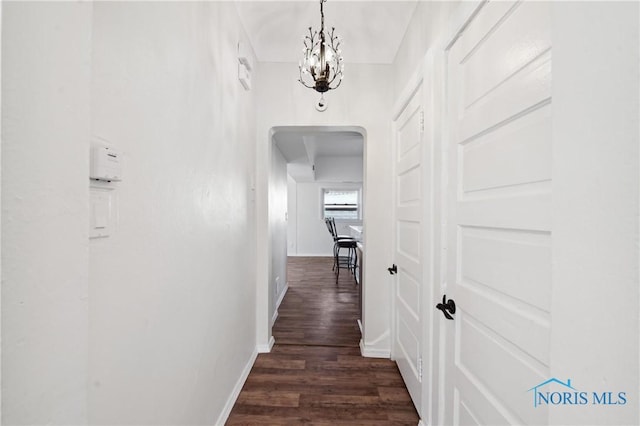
[298,0,344,101]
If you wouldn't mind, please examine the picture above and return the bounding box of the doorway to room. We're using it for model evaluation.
[232,125,419,423]
[269,126,365,348]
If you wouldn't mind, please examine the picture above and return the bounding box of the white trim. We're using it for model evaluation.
[259,126,367,352]
[271,283,289,326]
[392,62,424,121]
[276,283,288,310]
[429,3,487,426]
[440,0,485,51]
[0,2,3,419]
[417,420,427,426]
[391,43,432,364]
[257,336,275,353]
[359,339,391,359]
[215,346,258,426]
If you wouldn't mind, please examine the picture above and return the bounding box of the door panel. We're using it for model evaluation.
[461,106,551,193]
[443,1,552,424]
[398,270,419,316]
[460,2,551,108]
[456,314,547,424]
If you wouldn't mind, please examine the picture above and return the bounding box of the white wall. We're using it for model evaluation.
[392,0,460,97]
[1,1,4,419]
[255,63,393,355]
[550,2,639,424]
[89,2,257,424]
[315,155,363,182]
[269,146,287,322]
[287,174,297,255]
[2,3,92,424]
[287,154,363,257]
[288,181,362,257]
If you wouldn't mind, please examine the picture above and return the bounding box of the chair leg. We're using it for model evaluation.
[335,245,340,285]
[335,244,358,285]
[352,248,358,281]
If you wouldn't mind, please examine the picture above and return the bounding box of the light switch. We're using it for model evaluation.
[238,62,251,91]
[90,189,111,238]
[238,41,253,70]
[94,206,107,229]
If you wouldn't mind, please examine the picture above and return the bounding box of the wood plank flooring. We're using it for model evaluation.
[227,257,419,425]
[274,256,361,347]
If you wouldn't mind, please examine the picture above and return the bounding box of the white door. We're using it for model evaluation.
[392,82,429,415]
[442,1,552,424]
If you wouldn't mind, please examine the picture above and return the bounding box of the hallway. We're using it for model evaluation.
[227,257,419,424]
[2,2,638,424]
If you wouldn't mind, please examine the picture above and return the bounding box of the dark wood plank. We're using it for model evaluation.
[236,390,300,408]
[274,256,361,348]
[227,257,419,425]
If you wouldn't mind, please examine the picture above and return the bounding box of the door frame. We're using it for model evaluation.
[433,2,489,424]
[390,43,428,365]
[390,63,424,372]
[388,1,486,424]
[390,47,444,423]
[257,125,368,353]
[390,73,426,415]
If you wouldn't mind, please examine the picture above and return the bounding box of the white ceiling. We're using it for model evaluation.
[235,1,418,64]
[274,129,363,181]
[275,130,363,163]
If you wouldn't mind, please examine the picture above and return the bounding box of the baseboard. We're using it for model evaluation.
[275,283,288,310]
[271,283,289,326]
[288,253,333,257]
[359,339,391,358]
[215,345,258,426]
[257,336,275,353]
[418,420,426,426]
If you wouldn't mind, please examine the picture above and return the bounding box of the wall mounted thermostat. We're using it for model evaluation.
[90,146,122,181]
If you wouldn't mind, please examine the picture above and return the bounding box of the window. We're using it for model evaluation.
[323,189,360,220]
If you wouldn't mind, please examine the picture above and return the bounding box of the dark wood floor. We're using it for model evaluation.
[227,257,419,425]
[273,256,361,347]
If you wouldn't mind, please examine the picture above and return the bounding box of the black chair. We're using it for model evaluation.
[334,238,358,284]
[324,217,352,242]
[324,217,358,283]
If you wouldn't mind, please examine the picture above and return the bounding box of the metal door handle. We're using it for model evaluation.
[436,295,456,320]
[387,264,397,275]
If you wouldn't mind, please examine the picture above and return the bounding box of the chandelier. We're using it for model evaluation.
[298,0,344,103]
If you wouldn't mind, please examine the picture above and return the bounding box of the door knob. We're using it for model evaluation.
[387,264,397,275]
[436,295,456,320]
